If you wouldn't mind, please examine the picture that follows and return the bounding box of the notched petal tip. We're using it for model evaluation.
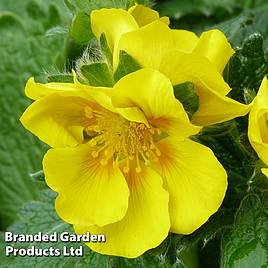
[75,166,170,258]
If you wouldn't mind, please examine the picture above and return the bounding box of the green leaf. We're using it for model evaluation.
[25,0,46,20]
[223,32,267,104]
[81,62,114,86]
[114,50,141,82]
[0,190,110,267]
[216,6,268,49]
[0,190,189,267]
[64,0,135,13]
[47,73,74,83]
[100,33,113,66]
[0,12,25,32]
[0,0,69,228]
[221,191,268,268]
[70,12,94,44]
[173,82,199,118]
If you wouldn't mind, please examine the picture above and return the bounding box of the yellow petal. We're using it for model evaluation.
[261,168,268,178]
[154,137,227,234]
[91,8,138,52]
[74,166,170,258]
[110,68,200,138]
[128,4,160,27]
[160,50,231,95]
[159,51,250,125]
[160,16,170,25]
[172,29,199,52]
[43,143,129,226]
[87,88,149,126]
[116,20,195,69]
[248,77,268,166]
[20,94,93,147]
[193,29,235,74]
[191,78,251,126]
[25,77,87,100]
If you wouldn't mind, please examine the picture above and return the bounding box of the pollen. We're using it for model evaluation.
[85,107,162,173]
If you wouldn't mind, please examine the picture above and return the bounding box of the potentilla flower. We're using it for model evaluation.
[91,4,169,54]
[20,69,227,258]
[91,6,250,126]
[248,77,268,176]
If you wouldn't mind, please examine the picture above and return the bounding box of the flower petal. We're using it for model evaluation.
[20,94,93,147]
[110,68,200,138]
[87,88,149,126]
[25,77,86,100]
[261,168,268,178]
[172,29,199,52]
[128,4,162,27]
[43,143,129,227]
[91,8,138,52]
[248,77,268,166]
[159,51,250,125]
[193,29,235,74]
[153,137,227,234]
[191,78,251,126]
[74,166,170,258]
[116,20,196,69]
[160,50,231,95]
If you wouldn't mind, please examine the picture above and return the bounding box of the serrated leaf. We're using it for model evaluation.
[70,12,94,44]
[0,12,25,32]
[221,191,268,268]
[26,0,46,20]
[81,62,114,86]
[173,82,199,118]
[0,190,189,267]
[0,0,69,227]
[0,190,110,268]
[114,50,141,82]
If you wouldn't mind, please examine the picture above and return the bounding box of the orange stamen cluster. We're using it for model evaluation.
[85,106,162,173]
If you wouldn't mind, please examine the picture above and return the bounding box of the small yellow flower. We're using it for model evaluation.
[248,77,268,176]
[20,69,227,258]
[91,5,169,54]
[91,7,250,126]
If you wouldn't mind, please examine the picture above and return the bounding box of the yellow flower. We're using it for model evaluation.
[20,69,227,258]
[91,4,169,54]
[248,77,268,176]
[91,6,250,126]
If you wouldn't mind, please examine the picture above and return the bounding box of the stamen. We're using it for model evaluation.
[135,152,142,173]
[91,144,108,158]
[86,110,164,173]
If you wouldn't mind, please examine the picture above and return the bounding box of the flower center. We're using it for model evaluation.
[85,108,162,173]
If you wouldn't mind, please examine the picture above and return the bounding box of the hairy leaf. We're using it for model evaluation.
[81,62,114,86]
[221,191,268,268]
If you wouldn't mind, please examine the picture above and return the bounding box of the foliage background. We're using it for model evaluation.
[0,0,267,267]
